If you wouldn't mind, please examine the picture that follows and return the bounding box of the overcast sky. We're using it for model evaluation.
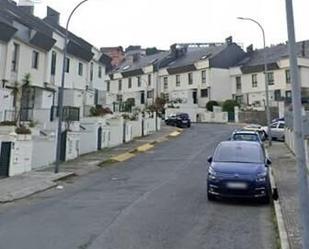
[19,0,309,50]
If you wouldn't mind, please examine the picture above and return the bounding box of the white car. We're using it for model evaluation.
[262,121,285,141]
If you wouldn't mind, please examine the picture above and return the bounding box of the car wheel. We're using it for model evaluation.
[187,123,191,128]
[259,193,271,204]
[207,192,216,201]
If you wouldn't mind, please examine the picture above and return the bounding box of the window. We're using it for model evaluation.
[188,72,193,85]
[78,62,83,76]
[11,43,20,72]
[286,70,291,84]
[128,78,132,88]
[163,77,168,90]
[98,66,102,78]
[274,89,282,101]
[267,72,274,85]
[278,123,285,129]
[236,76,241,90]
[201,89,208,98]
[147,90,153,99]
[271,123,277,128]
[118,80,122,91]
[137,76,141,87]
[117,94,122,102]
[148,74,151,86]
[201,70,206,83]
[252,74,258,88]
[90,62,94,81]
[65,58,70,73]
[32,51,39,69]
[176,75,180,87]
[51,51,57,75]
[286,90,292,98]
[106,81,110,92]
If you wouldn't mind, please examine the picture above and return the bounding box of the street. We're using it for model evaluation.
[0,124,276,249]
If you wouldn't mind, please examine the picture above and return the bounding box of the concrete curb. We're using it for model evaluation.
[270,168,290,249]
[99,128,183,165]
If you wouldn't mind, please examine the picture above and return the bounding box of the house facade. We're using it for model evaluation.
[230,42,309,110]
[0,0,109,124]
[158,38,246,108]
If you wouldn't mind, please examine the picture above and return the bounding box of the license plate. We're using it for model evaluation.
[226,182,247,189]
[182,120,188,123]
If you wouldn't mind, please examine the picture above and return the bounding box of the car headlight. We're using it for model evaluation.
[256,172,267,182]
[208,167,217,180]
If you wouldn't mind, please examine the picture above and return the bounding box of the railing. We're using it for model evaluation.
[50,106,80,122]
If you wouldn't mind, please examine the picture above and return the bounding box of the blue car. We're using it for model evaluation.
[207,141,272,203]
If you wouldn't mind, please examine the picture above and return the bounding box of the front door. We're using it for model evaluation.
[97,127,102,150]
[0,142,11,177]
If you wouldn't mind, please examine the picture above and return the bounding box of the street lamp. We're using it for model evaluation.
[237,17,272,146]
[55,0,89,173]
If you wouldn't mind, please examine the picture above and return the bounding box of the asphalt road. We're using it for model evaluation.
[0,124,276,249]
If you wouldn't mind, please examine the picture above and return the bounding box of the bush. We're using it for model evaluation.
[222,99,239,113]
[15,126,31,135]
[206,101,219,112]
[90,106,113,116]
[0,121,16,126]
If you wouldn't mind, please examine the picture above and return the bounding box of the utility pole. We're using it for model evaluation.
[285,0,309,248]
[55,0,89,173]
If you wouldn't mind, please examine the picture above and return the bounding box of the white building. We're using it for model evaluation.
[106,52,169,112]
[230,42,309,111]
[0,1,110,124]
[158,38,245,108]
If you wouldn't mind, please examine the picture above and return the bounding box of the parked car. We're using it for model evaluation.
[165,113,191,128]
[207,141,272,203]
[240,124,266,141]
[262,121,285,141]
[272,117,284,123]
[230,130,263,144]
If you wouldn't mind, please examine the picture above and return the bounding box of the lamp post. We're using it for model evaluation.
[237,17,272,146]
[285,0,309,247]
[55,0,89,173]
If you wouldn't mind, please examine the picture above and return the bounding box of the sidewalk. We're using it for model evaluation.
[0,125,181,203]
[270,142,302,249]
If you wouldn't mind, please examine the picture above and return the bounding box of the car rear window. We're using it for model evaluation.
[177,114,189,119]
[214,143,263,164]
[232,134,259,142]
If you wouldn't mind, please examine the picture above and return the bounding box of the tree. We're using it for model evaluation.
[11,73,32,126]
[206,100,219,112]
[222,99,239,113]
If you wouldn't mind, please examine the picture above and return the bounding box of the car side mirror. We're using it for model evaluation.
[207,156,213,164]
[266,158,272,166]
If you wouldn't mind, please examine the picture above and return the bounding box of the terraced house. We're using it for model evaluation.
[158,37,245,108]
[106,51,170,111]
[230,41,309,110]
[0,0,109,124]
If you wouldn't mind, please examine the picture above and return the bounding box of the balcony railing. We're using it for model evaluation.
[50,106,80,122]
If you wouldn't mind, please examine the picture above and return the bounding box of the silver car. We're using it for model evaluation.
[262,121,285,141]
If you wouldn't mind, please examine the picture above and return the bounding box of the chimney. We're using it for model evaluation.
[225,36,233,45]
[18,0,34,15]
[18,5,34,15]
[302,41,306,57]
[46,7,60,24]
[246,44,254,53]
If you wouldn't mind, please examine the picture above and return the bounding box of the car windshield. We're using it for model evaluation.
[232,134,259,142]
[177,113,188,119]
[214,143,264,164]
